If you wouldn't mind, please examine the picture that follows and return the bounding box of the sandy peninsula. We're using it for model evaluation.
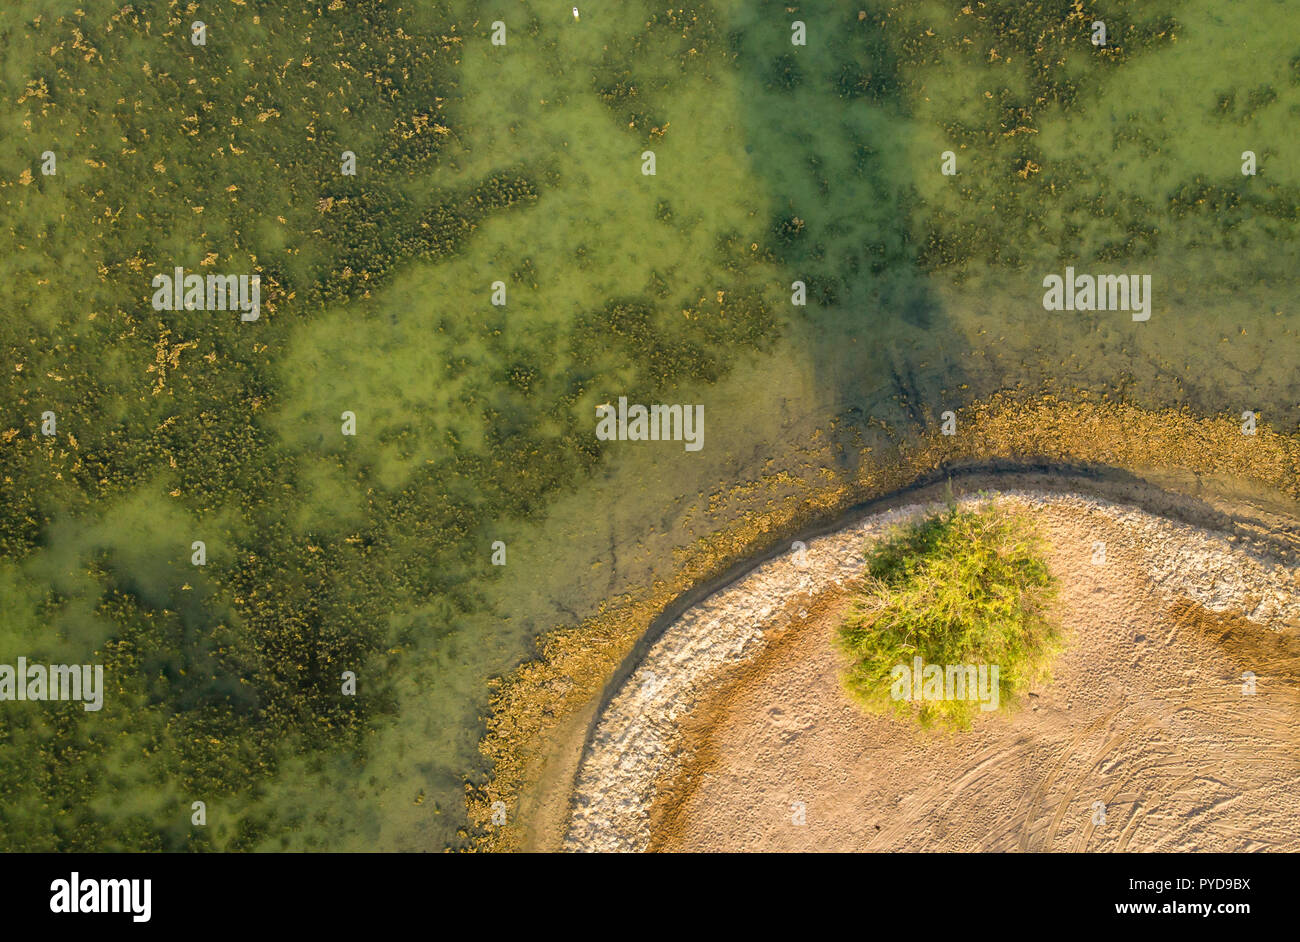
[563,491,1300,852]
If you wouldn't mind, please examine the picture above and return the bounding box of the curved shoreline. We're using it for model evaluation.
[572,462,1300,777]
[565,488,1300,852]
[467,397,1300,851]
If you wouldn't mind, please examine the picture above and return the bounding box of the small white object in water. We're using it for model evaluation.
[573,7,580,19]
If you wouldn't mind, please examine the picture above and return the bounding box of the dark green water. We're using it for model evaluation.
[0,1,1295,849]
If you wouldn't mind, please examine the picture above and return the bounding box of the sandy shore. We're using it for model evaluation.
[563,491,1300,852]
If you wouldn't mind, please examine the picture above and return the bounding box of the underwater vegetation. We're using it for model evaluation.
[0,0,1296,850]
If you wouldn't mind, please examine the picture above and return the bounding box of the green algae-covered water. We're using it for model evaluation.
[0,1,1296,849]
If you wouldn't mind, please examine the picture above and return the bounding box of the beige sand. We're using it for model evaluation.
[565,492,1300,852]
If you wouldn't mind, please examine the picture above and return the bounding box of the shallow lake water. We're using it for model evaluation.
[1,1,1296,849]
